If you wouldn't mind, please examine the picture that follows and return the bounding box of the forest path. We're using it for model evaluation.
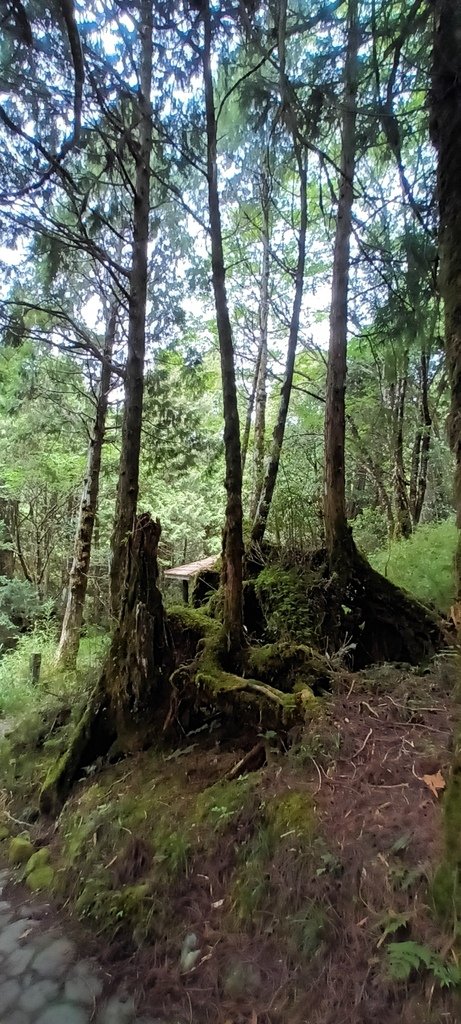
[0,868,178,1024]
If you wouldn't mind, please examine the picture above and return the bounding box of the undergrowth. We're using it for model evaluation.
[0,624,108,715]
[370,518,456,612]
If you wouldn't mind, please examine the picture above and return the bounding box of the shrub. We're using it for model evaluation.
[370,518,456,612]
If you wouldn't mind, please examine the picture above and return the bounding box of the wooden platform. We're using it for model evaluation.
[164,555,219,603]
[164,555,219,582]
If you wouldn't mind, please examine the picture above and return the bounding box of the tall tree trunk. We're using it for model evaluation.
[56,305,116,669]
[431,0,461,598]
[392,364,413,539]
[323,0,359,563]
[250,162,270,520]
[109,0,153,620]
[250,151,307,547]
[241,342,262,475]
[202,0,243,651]
[409,346,432,526]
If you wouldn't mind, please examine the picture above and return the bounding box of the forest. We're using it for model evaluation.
[0,1,461,1023]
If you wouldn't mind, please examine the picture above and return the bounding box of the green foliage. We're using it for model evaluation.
[0,624,108,715]
[370,519,457,612]
[386,941,461,988]
[0,576,52,649]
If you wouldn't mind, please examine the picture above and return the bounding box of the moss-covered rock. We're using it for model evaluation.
[25,846,50,875]
[8,834,34,864]
[26,865,55,890]
[0,825,10,842]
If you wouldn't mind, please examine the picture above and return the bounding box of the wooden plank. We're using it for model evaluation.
[164,555,219,582]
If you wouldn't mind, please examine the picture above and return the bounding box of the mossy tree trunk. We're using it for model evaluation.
[56,304,117,670]
[431,0,461,598]
[40,513,173,814]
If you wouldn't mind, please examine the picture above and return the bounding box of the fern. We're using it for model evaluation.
[387,941,461,988]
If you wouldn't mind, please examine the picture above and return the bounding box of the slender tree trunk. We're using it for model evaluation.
[409,347,432,526]
[250,163,270,520]
[0,498,14,578]
[250,151,307,547]
[109,0,153,620]
[56,306,116,669]
[241,342,262,475]
[431,0,461,597]
[392,366,413,539]
[323,0,359,562]
[202,0,243,651]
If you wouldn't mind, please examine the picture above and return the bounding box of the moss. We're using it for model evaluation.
[39,700,98,815]
[432,752,461,920]
[247,641,330,696]
[195,776,258,831]
[26,865,55,891]
[168,604,220,640]
[254,564,321,644]
[25,846,50,874]
[0,825,9,842]
[266,791,315,843]
[8,834,34,864]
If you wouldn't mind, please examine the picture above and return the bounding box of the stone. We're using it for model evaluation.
[0,978,21,1013]
[25,846,50,874]
[7,835,34,865]
[5,943,36,976]
[33,936,75,977]
[26,865,55,891]
[0,918,37,954]
[6,1011,29,1024]
[18,978,60,1013]
[0,900,11,912]
[65,961,104,1006]
[97,993,136,1024]
[19,901,51,920]
[36,1005,89,1024]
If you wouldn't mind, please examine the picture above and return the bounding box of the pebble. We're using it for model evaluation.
[0,880,183,1024]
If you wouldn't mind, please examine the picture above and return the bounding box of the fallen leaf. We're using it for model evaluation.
[423,771,446,798]
[212,899,224,908]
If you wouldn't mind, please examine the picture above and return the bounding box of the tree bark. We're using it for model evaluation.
[409,347,432,526]
[109,0,153,620]
[0,498,15,578]
[323,0,359,564]
[250,161,270,520]
[56,305,116,669]
[202,0,244,652]
[431,0,461,597]
[241,341,262,475]
[392,364,413,539]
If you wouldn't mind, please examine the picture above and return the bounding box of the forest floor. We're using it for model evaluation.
[0,653,460,1024]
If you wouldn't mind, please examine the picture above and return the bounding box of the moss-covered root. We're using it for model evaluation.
[168,626,321,735]
[39,689,111,816]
